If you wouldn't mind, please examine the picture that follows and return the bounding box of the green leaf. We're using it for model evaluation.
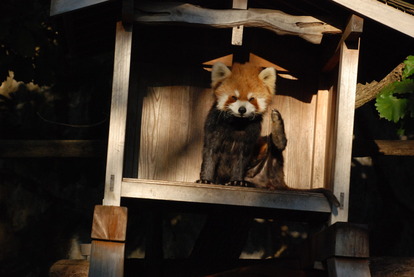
[392,79,414,95]
[375,86,408,123]
[402,55,414,79]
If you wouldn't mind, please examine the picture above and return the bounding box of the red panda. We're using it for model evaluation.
[197,62,339,206]
[198,62,279,186]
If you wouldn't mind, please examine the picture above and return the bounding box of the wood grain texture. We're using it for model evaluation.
[330,0,414,38]
[312,85,334,189]
[103,21,133,206]
[91,205,128,241]
[138,86,213,182]
[135,2,341,44]
[89,240,125,277]
[49,260,89,277]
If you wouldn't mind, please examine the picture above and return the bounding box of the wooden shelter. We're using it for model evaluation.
[49,0,414,276]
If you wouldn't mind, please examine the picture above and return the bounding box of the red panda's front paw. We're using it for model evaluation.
[196,179,213,184]
[225,180,254,187]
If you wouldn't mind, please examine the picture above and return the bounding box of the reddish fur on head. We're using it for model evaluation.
[211,62,276,118]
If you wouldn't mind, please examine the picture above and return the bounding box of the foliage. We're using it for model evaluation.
[375,56,414,135]
[0,0,62,85]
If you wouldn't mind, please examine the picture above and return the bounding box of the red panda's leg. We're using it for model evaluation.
[270,109,287,151]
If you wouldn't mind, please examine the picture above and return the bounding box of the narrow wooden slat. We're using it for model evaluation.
[103,21,133,206]
[89,240,125,277]
[91,205,128,241]
[311,85,334,189]
[330,19,361,223]
[330,0,414,38]
[0,140,105,158]
[121,178,332,213]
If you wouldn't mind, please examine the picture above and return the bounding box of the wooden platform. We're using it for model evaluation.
[121,178,332,213]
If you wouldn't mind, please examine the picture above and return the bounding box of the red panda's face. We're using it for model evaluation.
[211,62,276,118]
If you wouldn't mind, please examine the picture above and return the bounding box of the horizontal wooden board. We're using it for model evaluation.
[121,178,331,213]
[0,140,105,158]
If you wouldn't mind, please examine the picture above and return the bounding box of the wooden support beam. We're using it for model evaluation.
[323,15,363,72]
[330,15,362,223]
[103,21,133,206]
[89,241,125,277]
[91,205,128,242]
[50,0,111,16]
[0,140,105,158]
[121,178,332,215]
[310,223,370,277]
[231,0,248,46]
[327,257,371,277]
[329,0,414,38]
[353,139,414,157]
[135,2,341,44]
[89,205,128,277]
[312,222,369,261]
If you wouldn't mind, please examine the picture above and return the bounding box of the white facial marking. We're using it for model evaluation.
[256,97,267,113]
[228,100,256,117]
[216,94,228,110]
[234,90,240,98]
[247,92,253,100]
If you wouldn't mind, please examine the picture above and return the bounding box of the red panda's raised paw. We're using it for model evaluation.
[225,180,254,187]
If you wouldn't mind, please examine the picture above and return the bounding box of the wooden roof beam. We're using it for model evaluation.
[323,15,363,72]
[329,0,414,38]
[135,2,342,44]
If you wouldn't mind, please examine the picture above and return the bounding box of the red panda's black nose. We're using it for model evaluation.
[238,106,247,115]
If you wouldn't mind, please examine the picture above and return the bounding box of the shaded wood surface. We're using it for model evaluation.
[0,140,105,158]
[327,257,371,277]
[89,240,125,277]
[313,222,369,261]
[135,2,341,44]
[353,139,414,156]
[91,205,128,242]
[121,178,332,214]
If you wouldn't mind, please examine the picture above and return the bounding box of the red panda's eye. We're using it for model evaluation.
[232,96,238,101]
[249,97,255,102]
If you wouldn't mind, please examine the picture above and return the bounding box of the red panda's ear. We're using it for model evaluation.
[259,67,277,94]
[211,62,231,88]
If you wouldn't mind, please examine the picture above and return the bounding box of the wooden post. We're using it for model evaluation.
[231,0,248,46]
[329,15,363,223]
[103,20,133,206]
[89,205,128,277]
[311,222,371,277]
